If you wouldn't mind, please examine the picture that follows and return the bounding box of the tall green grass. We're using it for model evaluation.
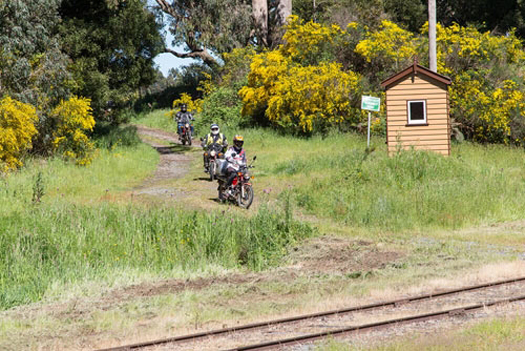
[0,130,158,215]
[237,128,525,232]
[131,109,179,133]
[0,203,313,310]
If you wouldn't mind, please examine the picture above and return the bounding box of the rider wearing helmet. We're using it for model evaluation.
[224,135,247,195]
[201,123,228,171]
[175,103,194,138]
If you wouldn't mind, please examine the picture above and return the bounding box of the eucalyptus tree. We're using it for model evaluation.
[153,0,253,67]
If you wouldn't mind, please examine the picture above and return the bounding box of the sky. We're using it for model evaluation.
[147,0,194,76]
[154,51,193,77]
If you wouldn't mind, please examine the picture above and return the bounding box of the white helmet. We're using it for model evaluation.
[210,123,220,135]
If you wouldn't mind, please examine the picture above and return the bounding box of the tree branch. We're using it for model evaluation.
[164,47,217,67]
[154,0,179,20]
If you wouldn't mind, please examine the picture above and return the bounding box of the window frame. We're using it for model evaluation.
[406,100,427,126]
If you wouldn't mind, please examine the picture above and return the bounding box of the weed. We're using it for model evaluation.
[31,171,45,204]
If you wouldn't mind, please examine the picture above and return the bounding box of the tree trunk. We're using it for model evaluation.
[252,0,268,46]
[276,0,292,27]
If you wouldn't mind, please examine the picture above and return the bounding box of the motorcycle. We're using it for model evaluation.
[203,142,225,181]
[180,123,192,145]
[217,156,256,209]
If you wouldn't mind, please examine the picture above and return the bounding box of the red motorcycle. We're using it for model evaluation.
[217,156,256,209]
[180,123,192,145]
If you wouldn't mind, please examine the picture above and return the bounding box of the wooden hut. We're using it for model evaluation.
[381,63,452,156]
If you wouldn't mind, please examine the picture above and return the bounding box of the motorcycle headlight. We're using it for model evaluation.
[210,150,216,157]
[185,123,190,128]
[244,173,251,180]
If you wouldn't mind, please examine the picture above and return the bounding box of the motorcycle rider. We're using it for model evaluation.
[175,103,194,139]
[224,135,247,196]
[201,123,228,172]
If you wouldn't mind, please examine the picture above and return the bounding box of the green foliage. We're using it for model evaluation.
[152,0,252,67]
[437,0,525,39]
[197,86,244,130]
[383,0,426,32]
[59,0,164,122]
[0,0,72,108]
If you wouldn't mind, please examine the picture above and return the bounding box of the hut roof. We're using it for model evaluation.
[380,62,452,89]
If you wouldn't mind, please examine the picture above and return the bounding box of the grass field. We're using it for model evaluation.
[1,112,524,350]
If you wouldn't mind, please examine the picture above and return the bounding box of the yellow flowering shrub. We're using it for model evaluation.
[240,50,361,133]
[168,93,203,120]
[221,47,256,87]
[51,96,96,166]
[282,15,344,64]
[451,75,525,143]
[239,17,365,134]
[430,24,525,143]
[355,20,419,72]
[422,23,525,75]
[0,96,39,172]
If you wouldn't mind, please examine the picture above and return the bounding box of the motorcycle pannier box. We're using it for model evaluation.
[215,159,228,176]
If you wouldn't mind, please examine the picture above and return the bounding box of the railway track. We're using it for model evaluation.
[98,276,525,351]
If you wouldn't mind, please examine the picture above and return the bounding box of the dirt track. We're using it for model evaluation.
[132,125,209,199]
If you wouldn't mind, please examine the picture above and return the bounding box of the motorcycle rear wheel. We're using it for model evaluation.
[237,184,254,209]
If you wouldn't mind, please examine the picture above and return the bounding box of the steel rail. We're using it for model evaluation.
[227,294,525,351]
[97,276,525,351]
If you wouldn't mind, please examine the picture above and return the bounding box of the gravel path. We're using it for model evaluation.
[133,125,200,197]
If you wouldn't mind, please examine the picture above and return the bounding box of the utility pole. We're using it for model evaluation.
[428,0,437,72]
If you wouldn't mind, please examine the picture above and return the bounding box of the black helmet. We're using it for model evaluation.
[180,103,187,112]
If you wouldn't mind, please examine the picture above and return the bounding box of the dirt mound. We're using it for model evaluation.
[286,236,404,275]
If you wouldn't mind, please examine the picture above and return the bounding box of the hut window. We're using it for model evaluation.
[407,100,427,125]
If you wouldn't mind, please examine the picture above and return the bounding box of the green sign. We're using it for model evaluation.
[361,95,381,112]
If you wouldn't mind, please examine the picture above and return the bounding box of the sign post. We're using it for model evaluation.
[361,95,381,148]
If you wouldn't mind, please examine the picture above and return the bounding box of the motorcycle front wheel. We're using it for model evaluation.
[209,162,216,181]
[237,183,254,209]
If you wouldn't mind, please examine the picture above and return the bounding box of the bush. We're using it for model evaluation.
[196,86,244,131]
[51,96,96,165]
[0,96,39,172]
[239,18,364,135]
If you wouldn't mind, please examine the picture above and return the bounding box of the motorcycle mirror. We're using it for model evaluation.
[253,156,257,161]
